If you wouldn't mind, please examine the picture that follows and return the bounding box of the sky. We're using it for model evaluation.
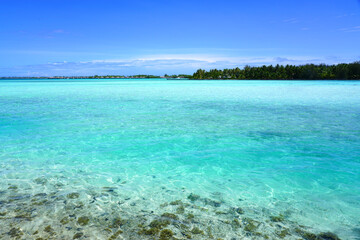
[0,0,359,76]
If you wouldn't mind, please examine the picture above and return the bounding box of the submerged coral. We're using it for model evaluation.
[161,213,179,220]
[67,192,80,199]
[77,216,90,226]
[0,186,343,240]
[187,193,200,202]
[270,214,285,222]
[159,229,174,240]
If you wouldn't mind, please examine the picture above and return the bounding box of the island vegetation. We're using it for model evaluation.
[89,74,162,79]
[192,61,360,80]
[1,62,359,80]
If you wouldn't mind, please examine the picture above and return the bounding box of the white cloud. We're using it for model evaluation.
[336,13,356,18]
[283,18,299,24]
[339,26,360,33]
[0,55,357,77]
[52,29,66,34]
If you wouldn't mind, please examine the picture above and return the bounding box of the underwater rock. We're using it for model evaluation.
[149,219,170,228]
[160,202,169,208]
[203,198,221,207]
[270,214,285,222]
[190,227,204,235]
[231,218,242,229]
[160,229,174,240]
[0,211,7,216]
[8,227,23,238]
[77,216,90,226]
[139,227,160,236]
[180,224,190,230]
[14,212,33,221]
[102,187,117,193]
[186,213,195,220]
[277,229,290,238]
[182,232,192,239]
[170,200,182,205]
[215,211,227,215]
[244,222,257,232]
[109,230,123,240]
[67,192,80,199]
[318,232,341,240]
[187,193,200,202]
[8,185,18,190]
[302,232,319,240]
[44,225,53,232]
[207,226,214,238]
[295,228,316,240]
[109,217,125,228]
[234,207,244,215]
[161,213,179,220]
[54,182,65,188]
[60,217,70,225]
[34,177,47,185]
[243,218,259,233]
[73,232,83,239]
[294,228,340,240]
[34,193,47,197]
[9,194,31,201]
[44,225,56,236]
[74,202,84,209]
[176,205,185,214]
[31,199,48,206]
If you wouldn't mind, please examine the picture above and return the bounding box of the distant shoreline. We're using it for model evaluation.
[1,61,359,80]
[1,78,360,81]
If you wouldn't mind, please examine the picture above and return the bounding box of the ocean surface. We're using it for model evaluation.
[0,79,359,240]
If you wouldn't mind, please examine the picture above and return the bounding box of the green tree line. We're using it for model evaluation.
[192,62,360,80]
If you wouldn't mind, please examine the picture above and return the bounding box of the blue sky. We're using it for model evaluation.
[0,0,359,76]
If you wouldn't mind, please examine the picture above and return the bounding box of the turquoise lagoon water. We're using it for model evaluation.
[0,79,359,239]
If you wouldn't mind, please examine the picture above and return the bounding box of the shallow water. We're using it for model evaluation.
[0,79,359,240]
